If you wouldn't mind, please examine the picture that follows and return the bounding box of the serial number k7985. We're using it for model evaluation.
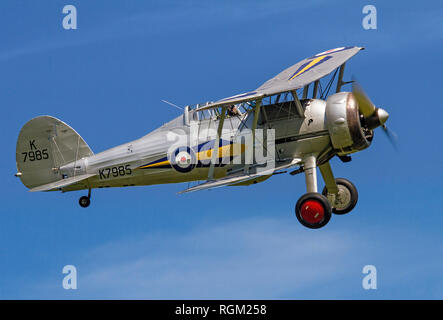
[99,165,132,179]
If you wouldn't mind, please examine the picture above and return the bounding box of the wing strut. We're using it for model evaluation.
[291,90,305,118]
[244,99,262,174]
[208,106,227,180]
[336,63,346,93]
[302,84,310,99]
[313,80,319,98]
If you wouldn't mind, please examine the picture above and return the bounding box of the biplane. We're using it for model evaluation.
[15,46,392,229]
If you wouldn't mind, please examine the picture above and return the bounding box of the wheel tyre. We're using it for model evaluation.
[322,178,358,215]
[295,192,332,229]
[79,196,90,208]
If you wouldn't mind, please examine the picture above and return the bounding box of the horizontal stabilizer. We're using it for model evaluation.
[29,173,96,192]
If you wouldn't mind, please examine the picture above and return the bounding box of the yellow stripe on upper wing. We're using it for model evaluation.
[289,56,328,81]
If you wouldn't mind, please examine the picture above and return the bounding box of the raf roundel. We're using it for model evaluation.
[170,147,196,173]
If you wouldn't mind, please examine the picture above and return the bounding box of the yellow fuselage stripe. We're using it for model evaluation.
[139,143,245,168]
[139,160,171,169]
[196,143,245,161]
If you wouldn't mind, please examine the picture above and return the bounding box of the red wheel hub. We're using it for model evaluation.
[300,200,325,224]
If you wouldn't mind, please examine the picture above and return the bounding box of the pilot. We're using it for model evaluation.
[227,105,240,116]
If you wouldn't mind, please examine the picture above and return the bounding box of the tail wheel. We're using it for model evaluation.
[295,193,332,229]
[79,196,90,208]
[322,178,358,215]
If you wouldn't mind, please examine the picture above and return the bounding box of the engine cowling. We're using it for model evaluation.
[325,92,373,155]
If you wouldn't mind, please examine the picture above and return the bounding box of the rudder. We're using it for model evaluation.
[16,116,93,189]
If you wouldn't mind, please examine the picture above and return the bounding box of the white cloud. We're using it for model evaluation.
[58,217,356,299]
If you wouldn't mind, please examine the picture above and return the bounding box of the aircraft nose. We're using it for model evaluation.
[377,108,389,125]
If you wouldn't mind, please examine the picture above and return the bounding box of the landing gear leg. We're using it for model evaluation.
[295,155,332,229]
[319,162,358,215]
[304,155,318,193]
[79,188,91,208]
[319,162,339,207]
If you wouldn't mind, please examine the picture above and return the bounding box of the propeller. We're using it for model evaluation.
[352,80,376,118]
[351,78,397,149]
[381,124,398,150]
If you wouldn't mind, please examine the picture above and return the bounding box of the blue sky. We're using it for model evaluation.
[1,0,443,299]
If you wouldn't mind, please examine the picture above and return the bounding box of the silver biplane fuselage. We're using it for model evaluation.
[62,99,333,190]
[16,46,390,229]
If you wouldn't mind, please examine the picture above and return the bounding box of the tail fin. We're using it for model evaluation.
[16,116,93,190]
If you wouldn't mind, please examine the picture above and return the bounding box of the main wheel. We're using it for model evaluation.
[79,196,90,208]
[295,193,332,229]
[322,178,358,215]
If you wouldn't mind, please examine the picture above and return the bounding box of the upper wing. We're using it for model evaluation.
[198,46,363,110]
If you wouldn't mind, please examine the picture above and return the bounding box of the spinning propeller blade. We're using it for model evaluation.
[352,78,376,117]
[352,78,397,150]
[382,124,398,151]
